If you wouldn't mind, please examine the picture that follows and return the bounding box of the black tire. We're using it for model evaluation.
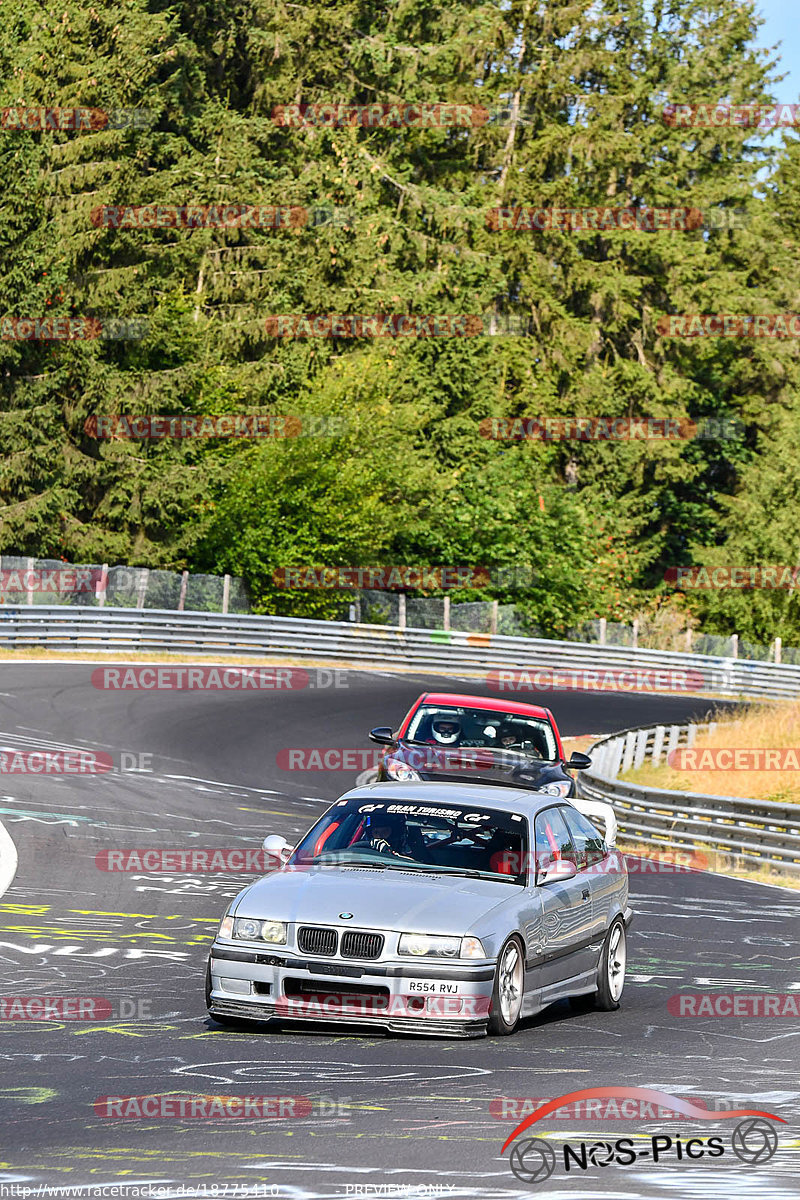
[594,918,627,1011]
[487,935,525,1035]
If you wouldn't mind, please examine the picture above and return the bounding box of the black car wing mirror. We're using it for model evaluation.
[369,727,395,745]
[564,751,592,770]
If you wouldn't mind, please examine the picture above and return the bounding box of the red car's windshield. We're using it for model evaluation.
[405,705,557,760]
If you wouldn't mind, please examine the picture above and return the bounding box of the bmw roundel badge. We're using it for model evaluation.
[339,912,353,920]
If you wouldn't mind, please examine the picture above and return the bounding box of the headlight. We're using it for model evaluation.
[398,933,486,958]
[233,917,287,944]
[537,781,571,798]
[384,757,421,781]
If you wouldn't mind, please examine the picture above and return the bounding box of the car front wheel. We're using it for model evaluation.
[595,918,627,1010]
[488,936,525,1035]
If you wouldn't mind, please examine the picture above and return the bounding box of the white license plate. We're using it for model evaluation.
[406,980,461,995]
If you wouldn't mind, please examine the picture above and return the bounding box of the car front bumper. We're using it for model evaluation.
[207,942,496,1038]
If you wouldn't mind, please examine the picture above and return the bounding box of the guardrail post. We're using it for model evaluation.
[490,599,498,635]
[773,636,782,664]
[222,574,231,614]
[97,564,108,607]
[136,569,149,610]
[685,627,692,651]
[443,596,450,632]
[178,570,188,612]
[652,725,665,766]
[730,633,738,658]
[621,731,636,773]
[398,593,407,630]
[598,617,606,645]
[666,724,680,763]
[26,557,35,605]
[633,729,647,770]
[631,618,639,649]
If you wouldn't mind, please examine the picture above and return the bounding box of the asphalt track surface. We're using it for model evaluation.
[0,663,798,1199]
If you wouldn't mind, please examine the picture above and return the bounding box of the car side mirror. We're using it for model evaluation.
[369,727,395,745]
[564,752,592,770]
[537,858,578,886]
[263,834,292,867]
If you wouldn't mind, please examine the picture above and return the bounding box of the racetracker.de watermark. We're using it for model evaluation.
[657,314,800,338]
[95,848,277,872]
[668,993,800,1017]
[1,316,147,340]
[264,313,533,338]
[479,417,742,441]
[0,749,112,774]
[91,204,354,230]
[271,102,535,128]
[0,996,155,1021]
[0,566,103,594]
[667,747,800,771]
[90,666,348,690]
[486,206,747,232]
[664,102,800,129]
[492,1095,723,1120]
[272,566,491,589]
[486,667,707,693]
[666,565,800,589]
[84,415,346,440]
[275,993,491,1019]
[1,106,153,131]
[94,1094,311,1118]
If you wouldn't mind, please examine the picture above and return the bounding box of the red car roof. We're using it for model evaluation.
[418,692,551,720]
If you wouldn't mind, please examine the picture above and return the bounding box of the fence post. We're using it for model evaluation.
[398,593,407,630]
[685,627,692,652]
[222,574,231,614]
[178,570,189,612]
[26,557,35,605]
[631,618,638,649]
[774,636,782,665]
[98,564,108,607]
[599,617,606,645]
[136,569,149,610]
[490,599,498,635]
[730,633,738,658]
[443,596,450,632]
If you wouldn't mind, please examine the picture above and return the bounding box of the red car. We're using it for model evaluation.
[369,691,591,798]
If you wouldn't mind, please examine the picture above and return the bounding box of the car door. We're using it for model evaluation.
[562,804,619,939]
[528,806,596,990]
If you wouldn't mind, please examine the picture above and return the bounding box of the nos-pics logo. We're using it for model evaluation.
[503,1087,783,1184]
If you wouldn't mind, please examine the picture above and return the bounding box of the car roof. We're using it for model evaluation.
[416,692,551,720]
[336,780,565,817]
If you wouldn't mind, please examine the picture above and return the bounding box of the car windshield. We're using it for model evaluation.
[289,798,529,884]
[405,704,557,761]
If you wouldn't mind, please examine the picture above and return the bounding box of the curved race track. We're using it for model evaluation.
[0,664,798,1198]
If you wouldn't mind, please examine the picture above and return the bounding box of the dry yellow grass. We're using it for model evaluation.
[620,700,800,803]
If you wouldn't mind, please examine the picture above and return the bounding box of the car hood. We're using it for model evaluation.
[396,743,562,788]
[232,867,517,934]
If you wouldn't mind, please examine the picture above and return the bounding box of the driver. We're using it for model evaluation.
[362,813,408,857]
[498,722,523,748]
[430,716,461,746]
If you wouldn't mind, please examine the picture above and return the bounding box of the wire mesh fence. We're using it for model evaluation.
[0,556,250,614]
[0,558,792,662]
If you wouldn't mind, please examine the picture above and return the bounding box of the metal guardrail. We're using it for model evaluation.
[0,604,798,699]
[3,605,800,700]
[578,722,800,876]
